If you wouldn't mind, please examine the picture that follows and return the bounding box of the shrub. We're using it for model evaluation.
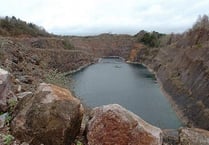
[76,141,83,145]
[62,39,74,50]
[0,134,14,145]
[5,113,12,125]
[7,98,17,112]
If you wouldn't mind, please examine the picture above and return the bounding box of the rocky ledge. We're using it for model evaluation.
[1,68,209,145]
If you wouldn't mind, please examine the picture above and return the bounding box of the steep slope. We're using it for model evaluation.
[67,34,135,59]
[1,15,209,130]
[0,36,93,92]
[132,15,209,129]
[0,33,135,92]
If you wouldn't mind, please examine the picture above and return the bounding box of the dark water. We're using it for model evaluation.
[70,58,182,128]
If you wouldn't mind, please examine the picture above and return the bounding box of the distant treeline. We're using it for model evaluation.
[135,30,165,47]
[136,14,209,48]
[0,16,50,37]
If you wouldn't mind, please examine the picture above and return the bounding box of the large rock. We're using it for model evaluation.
[162,129,179,145]
[11,83,84,145]
[0,68,11,111]
[87,104,162,145]
[0,112,8,128]
[179,127,209,145]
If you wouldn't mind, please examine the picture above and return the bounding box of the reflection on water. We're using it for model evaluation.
[70,58,182,128]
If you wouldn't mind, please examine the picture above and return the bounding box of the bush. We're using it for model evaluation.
[0,134,14,145]
[5,113,12,125]
[62,39,74,49]
[7,98,17,112]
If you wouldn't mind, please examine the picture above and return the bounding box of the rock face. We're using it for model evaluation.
[134,26,209,129]
[87,104,162,145]
[68,34,135,59]
[162,129,179,145]
[179,128,209,145]
[0,68,11,111]
[11,83,84,145]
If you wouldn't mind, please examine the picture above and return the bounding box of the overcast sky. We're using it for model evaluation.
[0,0,208,35]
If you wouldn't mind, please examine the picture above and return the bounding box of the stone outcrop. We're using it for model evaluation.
[11,83,84,145]
[87,104,162,145]
[133,27,209,129]
[0,68,11,112]
[68,34,135,59]
[179,127,209,145]
[0,112,8,128]
[162,129,179,145]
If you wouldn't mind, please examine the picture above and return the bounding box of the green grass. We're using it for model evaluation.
[0,134,14,145]
[44,69,71,88]
[76,141,83,145]
[5,114,12,125]
[7,98,17,112]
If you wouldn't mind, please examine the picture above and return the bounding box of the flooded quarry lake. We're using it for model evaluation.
[70,58,182,128]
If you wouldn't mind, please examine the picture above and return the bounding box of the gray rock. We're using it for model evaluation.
[162,129,179,145]
[16,92,33,100]
[20,142,30,145]
[179,127,209,145]
[0,112,8,128]
[0,68,11,111]
[18,75,33,84]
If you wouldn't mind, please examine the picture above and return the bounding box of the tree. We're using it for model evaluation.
[193,14,209,29]
[139,31,164,47]
[0,16,50,36]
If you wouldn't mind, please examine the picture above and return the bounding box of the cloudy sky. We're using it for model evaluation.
[0,0,208,35]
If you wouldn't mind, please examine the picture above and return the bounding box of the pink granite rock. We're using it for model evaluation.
[11,83,84,145]
[87,104,162,145]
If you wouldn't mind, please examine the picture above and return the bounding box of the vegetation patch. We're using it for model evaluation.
[0,134,14,145]
[62,39,74,49]
[44,69,71,88]
[137,31,165,47]
[0,16,49,37]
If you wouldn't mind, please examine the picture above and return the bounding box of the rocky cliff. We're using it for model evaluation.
[131,15,209,129]
[0,33,136,92]
[1,15,209,144]
[1,23,209,130]
[66,34,135,59]
[0,36,94,92]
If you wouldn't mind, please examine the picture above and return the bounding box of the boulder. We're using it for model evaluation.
[16,92,33,100]
[179,127,209,145]
[0,68,11,112]
[162,129,179,145]
[11,83,84,145]
[18,75,34,84]
[87,104,162,145]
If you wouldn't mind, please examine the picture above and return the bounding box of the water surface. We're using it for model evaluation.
[70,58,181,128]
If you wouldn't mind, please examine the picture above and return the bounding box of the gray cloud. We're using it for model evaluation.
[0,0,209,35]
